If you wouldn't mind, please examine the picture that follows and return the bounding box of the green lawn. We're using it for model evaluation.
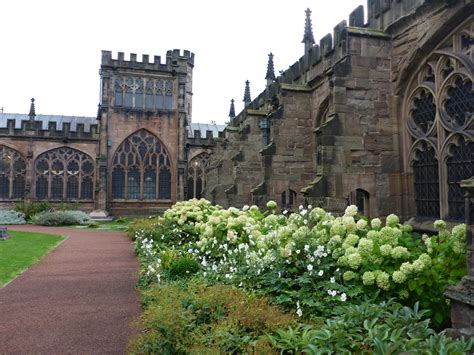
[0,231,65,287]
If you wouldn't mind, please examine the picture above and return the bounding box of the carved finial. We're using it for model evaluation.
[302,8,315,53]
[243,80,251,106]
[229,99,236,119]
[29,98,36,118]
[265,53,276,86]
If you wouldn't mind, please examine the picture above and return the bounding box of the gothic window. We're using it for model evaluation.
[113,76,174,111]
[0,145,27,200]
[187,153,210,199]
[446,138,474,220]
[114,79,123,107]
[111,129,172,201]
[410,90,436,135]
[405,23,473,221]
[135,79,144,109]
[145,80,154,110]
[34,148,95,201]
[412,144,440,218]
[281,189,297,209]
[124,78,134,108]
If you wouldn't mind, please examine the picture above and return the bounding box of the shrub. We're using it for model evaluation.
[0,210,26,225]
[264,300,473,353]
[128,280,296,353]
[32,210,92,226]
[15,201,51,220]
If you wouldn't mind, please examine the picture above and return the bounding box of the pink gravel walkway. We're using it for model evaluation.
[0,225,141,354]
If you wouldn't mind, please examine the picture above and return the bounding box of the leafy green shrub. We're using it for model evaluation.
[127,216,163,241]
[15,201,51,220]
[264,300,473,353]
[167,255,200,279]
[32,210,92,226]
[0,210,26,225]
[128,280,296,354]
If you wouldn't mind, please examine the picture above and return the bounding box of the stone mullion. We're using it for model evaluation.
[139,162,144,201]
[436,68,448,219]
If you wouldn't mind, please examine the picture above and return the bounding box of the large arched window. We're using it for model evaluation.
[0,145,26,200]
[111,129,172,201]
[187,153,210,199]
[405,24,473,220]
[35,148,95,200]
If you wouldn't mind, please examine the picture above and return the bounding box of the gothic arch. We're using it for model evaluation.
[0,145,27,200]
[34,147,95,201]
[111,129,172,201]
[187,153,210,199]
[403,19,473,220]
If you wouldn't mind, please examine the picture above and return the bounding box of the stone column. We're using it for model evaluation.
[445,176,474,337]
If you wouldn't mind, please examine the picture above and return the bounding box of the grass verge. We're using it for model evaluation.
[0,231,65,287]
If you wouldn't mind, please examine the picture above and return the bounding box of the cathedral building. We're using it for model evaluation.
[0,49,223,215]
[0,0,472,223]
[203,0,473,228]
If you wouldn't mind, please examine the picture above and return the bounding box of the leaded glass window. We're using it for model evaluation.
[187,154,210,199]
[111,129,172,201]
[413,146,440,218]
[159,168,171,200]
[34,148,95,200]
[0,145,27,200]
[405,24,473,221]
[447,138,474,220]
[113,76,174,111]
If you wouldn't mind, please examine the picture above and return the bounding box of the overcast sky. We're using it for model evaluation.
[0,0,365,124]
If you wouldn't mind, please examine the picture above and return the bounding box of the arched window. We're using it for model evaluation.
[446,137,474,220]
[412,144,440,218]
[187,153,210,199]
[0,145,26,200]
[34,148,95,201]
[404,24,473,220]
[111,129,172,201]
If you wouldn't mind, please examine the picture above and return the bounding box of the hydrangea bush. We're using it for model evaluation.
[132,199,467,325]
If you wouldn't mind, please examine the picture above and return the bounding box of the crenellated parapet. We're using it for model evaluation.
[101,49,194,72]
[0,113,99,140]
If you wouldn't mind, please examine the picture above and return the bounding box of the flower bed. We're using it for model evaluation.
[128,199,473,353]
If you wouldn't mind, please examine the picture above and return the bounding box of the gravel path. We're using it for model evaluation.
[0,225,141,354]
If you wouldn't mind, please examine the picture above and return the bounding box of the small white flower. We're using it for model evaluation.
[296,249,301,254]
[304,245,310,252]
[283,210,288,215]
[307,264,313,272]
[330,277,335,283]
[308,205,312,209]
[318,270,324,276]
[299,205,304,210]
[340,293,347,302]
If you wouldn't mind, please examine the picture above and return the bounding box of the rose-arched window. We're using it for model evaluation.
[187,153,210,199]
[405,24,473,220]
[35,148,94,200]
[111,130,172,201]
[0,145,26,200]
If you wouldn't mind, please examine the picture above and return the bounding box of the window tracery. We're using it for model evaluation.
[405,23,473,220]
[111,129,172,201]
[0,145,26,200]
[114,76,174,111]
[34,148,94,201]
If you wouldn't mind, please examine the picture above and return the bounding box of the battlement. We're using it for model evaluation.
[101,49,194,71]
[367,0,442,31]
[0,113,99,140]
